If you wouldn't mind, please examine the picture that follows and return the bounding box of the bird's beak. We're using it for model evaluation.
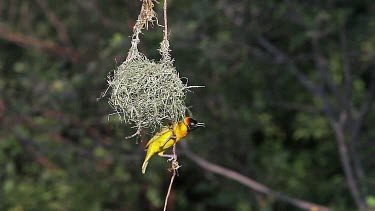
[196,122,205,127]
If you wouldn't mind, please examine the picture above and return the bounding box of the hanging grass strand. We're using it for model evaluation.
[127,0,159,61]
[107,55,188,136]
[102,0,198,138]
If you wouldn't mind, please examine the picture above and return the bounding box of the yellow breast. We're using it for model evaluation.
[174,121,188,141]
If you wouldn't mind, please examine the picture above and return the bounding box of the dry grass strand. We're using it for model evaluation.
[107,53,188,136]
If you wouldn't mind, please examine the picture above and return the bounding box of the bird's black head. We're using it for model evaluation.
[183,117,205,131]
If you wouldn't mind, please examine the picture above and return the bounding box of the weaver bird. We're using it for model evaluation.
[142,117,204,174]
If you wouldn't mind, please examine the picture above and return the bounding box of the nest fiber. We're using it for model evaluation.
[107,54,188,134]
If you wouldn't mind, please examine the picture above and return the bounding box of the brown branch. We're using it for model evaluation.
[0,27,79,62]
[35,0,71,46]
[311,33,367,210]
[331,118,366,210]
[181,145,331,211]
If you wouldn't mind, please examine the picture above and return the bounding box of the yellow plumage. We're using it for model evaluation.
[142,117,204,174]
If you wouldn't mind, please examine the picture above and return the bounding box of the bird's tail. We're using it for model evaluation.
[142,152,152,174]
[142,159,149,174]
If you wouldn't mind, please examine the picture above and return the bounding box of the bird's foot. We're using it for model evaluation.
[172,160,181,170]
[168,160,181,174]
[167,154,177,162]
[160,154,176,161]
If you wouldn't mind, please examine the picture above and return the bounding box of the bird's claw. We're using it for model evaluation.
[172,160,181,170]
[168,160,181,173]
[167,155,177,162]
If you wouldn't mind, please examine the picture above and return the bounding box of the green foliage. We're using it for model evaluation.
[0,0,374,210]
[367,196,375,209]
[293,114,329,140]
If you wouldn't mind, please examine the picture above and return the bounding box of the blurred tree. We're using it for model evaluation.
[0,0,374,211]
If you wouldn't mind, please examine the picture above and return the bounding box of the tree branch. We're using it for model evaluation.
[339,27,366,185]
[330,119,367,210]
[348,70,375,180]
[310,28,372,210]
[181,144,331,211]
[258,34,367,210]
[0,26,79,62]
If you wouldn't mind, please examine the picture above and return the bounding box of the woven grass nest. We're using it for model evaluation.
[106,53,189,136]
[102,0,200,137]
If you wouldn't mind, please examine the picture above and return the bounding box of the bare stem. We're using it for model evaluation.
[163,0,168,41]
[163,143,177,211]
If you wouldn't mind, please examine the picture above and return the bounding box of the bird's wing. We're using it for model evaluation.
[145,126,172,149]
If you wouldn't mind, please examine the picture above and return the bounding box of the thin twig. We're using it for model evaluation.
[162,0,177,208]
[160,0,171,62]
[163,143,177,211]
[330,117,366,210]
[340,27,366,186]
[312,33,366,210]
[258,34,367,210]
[163,0,168,42]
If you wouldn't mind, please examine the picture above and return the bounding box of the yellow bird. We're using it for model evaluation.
[142,117,204,174]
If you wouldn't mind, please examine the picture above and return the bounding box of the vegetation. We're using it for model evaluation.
[0,0,374,210]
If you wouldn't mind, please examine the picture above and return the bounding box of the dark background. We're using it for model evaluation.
[0,0,374,210]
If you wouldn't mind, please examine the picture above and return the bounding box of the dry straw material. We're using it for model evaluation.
[103,0,195,137]
[106,52,188,136]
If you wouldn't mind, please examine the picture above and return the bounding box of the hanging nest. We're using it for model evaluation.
[103,0,196,137]
[107,52,188,135]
